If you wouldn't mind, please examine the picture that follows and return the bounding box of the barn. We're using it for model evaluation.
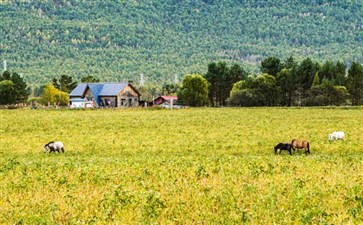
[153,96,179,108]
[69,82,141,108]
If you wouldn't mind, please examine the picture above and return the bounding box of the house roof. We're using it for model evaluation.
[69,83,88,97]
[98,83,128,96]
[70,83,138,97]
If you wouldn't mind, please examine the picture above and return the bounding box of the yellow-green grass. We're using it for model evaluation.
[0,108,362,224]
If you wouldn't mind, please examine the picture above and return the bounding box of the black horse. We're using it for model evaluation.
[274,143,294,155]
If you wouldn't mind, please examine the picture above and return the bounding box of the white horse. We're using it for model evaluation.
[44,141,65,153]
[328,131,345,141]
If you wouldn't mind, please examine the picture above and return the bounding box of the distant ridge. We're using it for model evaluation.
[1,0,362,85]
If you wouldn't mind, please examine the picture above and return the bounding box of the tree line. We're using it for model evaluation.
[1,56,362,107]
[178,57,363,107]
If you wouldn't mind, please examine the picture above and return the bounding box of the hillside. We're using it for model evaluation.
[1,0,362,86]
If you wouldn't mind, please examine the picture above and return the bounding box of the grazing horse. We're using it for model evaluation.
[291,139,310,155]
[44,141,65,153]
[274,143,294,155]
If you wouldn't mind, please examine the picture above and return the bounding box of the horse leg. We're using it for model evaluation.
[288,149,292,155]
[61,147,64,153]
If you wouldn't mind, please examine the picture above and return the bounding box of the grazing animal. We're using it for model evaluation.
[291,139,310,155]
[44,141,65,153]
[328,131,345,141]
[274,143,294,155]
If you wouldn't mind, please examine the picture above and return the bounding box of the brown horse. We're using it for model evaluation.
[291,139,310,155]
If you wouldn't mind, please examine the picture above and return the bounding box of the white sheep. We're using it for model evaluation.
[328,131,345,141]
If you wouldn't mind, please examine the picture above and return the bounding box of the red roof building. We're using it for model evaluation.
[153,96,178,106]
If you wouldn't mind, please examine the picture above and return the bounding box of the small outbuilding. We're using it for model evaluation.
[153,96,182,108]
[69,82,141,108]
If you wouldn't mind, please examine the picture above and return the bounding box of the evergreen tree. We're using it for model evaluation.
[312,72,320,86]
[52,75,78,93]
[260,56,283,77]
[334,61,346,86]
[284,56,296,70]
[0,71,30,105]
[204,62,243,107]
[276,68,296,106]
[230,64,248,83]
[81,75,100,83]
[346,62,363,105]
[319,60,335,81]
[297,58,319,105]
[0,80,15,105]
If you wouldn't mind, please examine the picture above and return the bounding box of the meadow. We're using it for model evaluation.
[0,107,362,224]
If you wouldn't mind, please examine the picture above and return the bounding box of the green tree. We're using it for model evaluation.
[346,62,363,105]
[229,78,256,106]
[312,72,320,86]
[52,75,78,93]
[230,64,248,83]
[251,74,277,106]
[296,58,319,105]
[204,62,228,106]
[260,56,283,77]
[276,68,296,106]
[229,88,256,107]
[319,60,335,81]
[178,74,209,107]
[306,83,348,106]
[0,80,15,105]
[204,62,243,106]
[161,83,179,96]
[81,75,100,83]
[334,61,346,86]
[0,71,30,104]
[284,56,296,70]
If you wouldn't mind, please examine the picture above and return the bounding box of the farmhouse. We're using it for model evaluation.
[69,82,141,108]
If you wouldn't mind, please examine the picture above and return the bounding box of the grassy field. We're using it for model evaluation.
[0,107,362,224]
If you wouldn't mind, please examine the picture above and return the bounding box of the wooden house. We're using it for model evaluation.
[69,82,141,108]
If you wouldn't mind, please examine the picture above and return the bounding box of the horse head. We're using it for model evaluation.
[44,141,54,153]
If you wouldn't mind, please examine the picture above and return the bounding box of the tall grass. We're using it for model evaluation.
[0,108,362,224]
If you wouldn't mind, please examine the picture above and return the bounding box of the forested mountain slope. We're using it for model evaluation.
[1,0,362,85]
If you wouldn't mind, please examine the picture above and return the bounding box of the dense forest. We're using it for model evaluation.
[1,0,362,86]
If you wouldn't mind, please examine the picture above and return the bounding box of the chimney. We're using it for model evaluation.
[128,80,133,84]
